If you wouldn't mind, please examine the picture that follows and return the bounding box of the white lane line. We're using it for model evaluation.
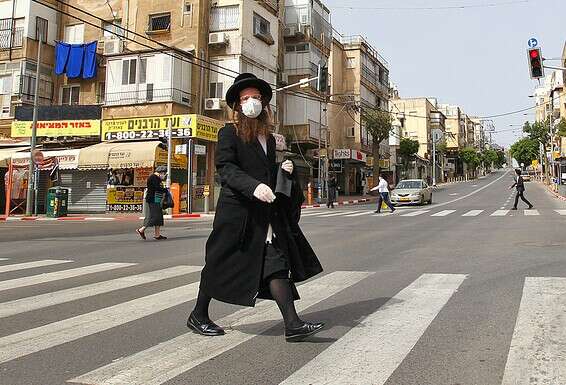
[300,212,331,218]
[400,210,430,217]
[555,210,566,216]
[0,263,135,292]
[462,210,483,217]
[345,210,375,217]
[68,271,373,385]
[0,281,202,365]
[523,209,539,216]
[279,273,467,385]
[501,277,566,385]
[0,259,73,274]
[491,210,510,217]
[0,266,202,318]
[431,210,457,217]
[0,258,9,261]
[317,211,359,218]
[449,193,459,196]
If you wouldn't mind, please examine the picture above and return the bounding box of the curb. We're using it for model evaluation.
[301,198,376,209]
[0,213,210,222]
[542,183,566,202]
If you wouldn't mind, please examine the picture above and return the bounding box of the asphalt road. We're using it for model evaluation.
[1,169,566,385]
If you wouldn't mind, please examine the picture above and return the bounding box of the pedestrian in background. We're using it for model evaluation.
[136,165,168,240]
[371,174,396,214]
[327,176,337,209]
[187,73,324,342]
[510,168,533,210]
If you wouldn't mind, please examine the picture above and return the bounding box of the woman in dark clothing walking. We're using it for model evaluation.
[327,176,337,208]
[137,165,168,240]
[187,73,324,342]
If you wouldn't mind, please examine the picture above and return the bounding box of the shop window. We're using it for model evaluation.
[61,85,80,105]
[148,13,171,33]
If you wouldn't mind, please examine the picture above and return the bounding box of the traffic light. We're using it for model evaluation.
[527,48,544,79]
[317,65,328,93]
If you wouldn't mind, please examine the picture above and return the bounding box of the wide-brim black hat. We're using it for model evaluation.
[225,73,272,109]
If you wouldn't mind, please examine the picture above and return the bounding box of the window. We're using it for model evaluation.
[184,2,192,13]
[253,13,274,44]
[347,126,355,137]
[148,13,171,32]
[346,57,356,68]
[61,85,80,105]
[209,82,223,99]
[97,82,105,103]
[103,19,125,38]
[139,57,147,84]
[121,58,137,85]
[210,5,239,31]
[64,23,84,44]
[36,17,47,43]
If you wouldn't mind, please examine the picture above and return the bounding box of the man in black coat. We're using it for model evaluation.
[510,168,533,210]
[187,73,324,342]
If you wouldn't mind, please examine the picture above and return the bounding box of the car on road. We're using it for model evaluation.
[521,171,531,182]
[390,179,433,206]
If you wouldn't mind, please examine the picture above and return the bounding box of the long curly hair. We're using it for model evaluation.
[231,101,274,143]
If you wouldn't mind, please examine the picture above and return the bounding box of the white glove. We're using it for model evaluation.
[281,160,294,174]
[253,183,276,203]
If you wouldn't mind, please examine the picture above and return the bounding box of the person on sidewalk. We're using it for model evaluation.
[187,73,324,342]
[510,168,533,210]
[371,174,395,214]
[327,176,337,209]
[136,166,168,240]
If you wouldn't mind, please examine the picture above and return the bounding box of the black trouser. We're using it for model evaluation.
[377,192,395,212]
[513,189,532,208]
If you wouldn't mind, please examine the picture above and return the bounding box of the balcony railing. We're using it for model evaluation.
[104,88,192,107]
[340,35,389,69]
[18,75,54,103]
[0,28,23,50]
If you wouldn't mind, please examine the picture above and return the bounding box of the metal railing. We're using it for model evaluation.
[340,35,389,69]
[18,74,54,103]
[104,88,193,106]
[0,28,23,50]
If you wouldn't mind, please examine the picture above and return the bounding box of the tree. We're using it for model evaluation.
[459,147,480,176]
[557,118,566,137]
[362,109,392,177]
[495,150,506,168]
[481,149,498,170]
[523,119,550,145]
[398,138,420,176]
[510,138,539,169]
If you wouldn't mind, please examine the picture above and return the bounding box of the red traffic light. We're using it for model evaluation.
[529,49,539,59]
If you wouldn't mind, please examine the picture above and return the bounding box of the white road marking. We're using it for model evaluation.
[400,210,430,217]
[462,210,483,217]
[0,266,202,318]
[0,281,202,364]
[317,211,359,218]
[555,210,566,216]
[372,213,393,217]
[523,209,539,216]
[279,274,467,385]
[345,210,376,217]
[0,258,9,261]
[0,263,135,292]
[491,210,510,217]
[501,277,566,385]
[449,193,459,196]
[0,259,73,274]
[68,271,373,385]
[431,210,457,217]
[500,207,506,209]
[300,212,330,218]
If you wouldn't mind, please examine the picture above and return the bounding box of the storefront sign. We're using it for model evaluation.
[106,186,145,212]
[194,144,207,156]
[333,149,351,159]
[134,168,153,187]
[11,149,80,170]
[329,160,343,173]
[11,120,100,138]
[101,115,222,142]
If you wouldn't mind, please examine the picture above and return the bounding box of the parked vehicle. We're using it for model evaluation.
[390,179,433,206]
[521,171,531,182]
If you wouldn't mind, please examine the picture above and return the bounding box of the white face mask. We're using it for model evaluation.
[241,98,263,119]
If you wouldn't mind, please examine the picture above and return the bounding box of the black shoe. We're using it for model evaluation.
[285,321,325,342]
[374,210,381,214]
[187,312,225,336]
[391,208,396,213]
[528,205,533,210]
[511,207,517,210]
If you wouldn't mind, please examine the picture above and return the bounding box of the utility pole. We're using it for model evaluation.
[25,31,42,216]
[432,134,436,186]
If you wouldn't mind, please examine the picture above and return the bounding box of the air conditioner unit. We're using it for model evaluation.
[283,26,296,37]
[204,98,222,111]
[208,32,228,46]
[103,39,123,55]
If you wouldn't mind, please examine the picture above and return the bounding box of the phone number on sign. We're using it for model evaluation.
[106,204,143,212]
[104,128,192,141]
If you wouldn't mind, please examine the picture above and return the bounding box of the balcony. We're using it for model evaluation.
[105,88,193,107]
[340,35,389,69]
[0,28,23,50]
[284,6,332,52]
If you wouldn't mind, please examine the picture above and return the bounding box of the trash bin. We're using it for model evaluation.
[46,187,69,218]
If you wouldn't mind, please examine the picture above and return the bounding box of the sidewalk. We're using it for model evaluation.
[0,212,213,222]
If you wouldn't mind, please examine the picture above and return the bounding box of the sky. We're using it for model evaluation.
[323,0,565,148]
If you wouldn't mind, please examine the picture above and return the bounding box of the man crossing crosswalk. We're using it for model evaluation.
[1,258,565,385]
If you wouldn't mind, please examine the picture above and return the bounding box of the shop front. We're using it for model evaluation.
[332,149,368,196]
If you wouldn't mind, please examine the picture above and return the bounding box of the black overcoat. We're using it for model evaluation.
[200,124,323,307]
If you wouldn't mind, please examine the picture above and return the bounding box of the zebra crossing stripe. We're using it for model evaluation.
[431,210,457,217]
[523,209,539,216]
[279,273,467,385]
[491,210,509,217]
[0,259,73,274]
[462,210,483,217]
[556,210,566,216]
[0,265,202,319]
[317,210,359,218]
[68,271,373,385]
[0,258,10,261]
[0,281,201,365]
[0,263,135,292]
[501,277,566,385]
[400,210,430,217]
[345,210,375,217]
[300,212,329,218]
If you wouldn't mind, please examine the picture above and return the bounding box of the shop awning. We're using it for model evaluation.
[11,149,81,170]
[0,147,29,167]
[78,141,187,170]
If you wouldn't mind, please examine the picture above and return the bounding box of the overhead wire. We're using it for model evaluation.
[330,0,531,11]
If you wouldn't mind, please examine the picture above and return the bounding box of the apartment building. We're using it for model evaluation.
[438,104,467,177]
[0,0,58,136]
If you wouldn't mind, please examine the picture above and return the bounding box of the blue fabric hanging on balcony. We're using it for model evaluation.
[82,41,98,79]
[55,42,71,75]
[66,44,85,78]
